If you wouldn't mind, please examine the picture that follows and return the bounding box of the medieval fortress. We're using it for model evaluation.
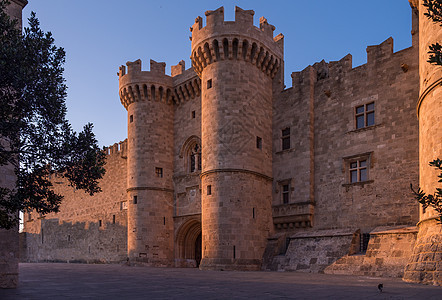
[19,1,441,285]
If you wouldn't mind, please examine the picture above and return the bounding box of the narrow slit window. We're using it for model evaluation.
[192,110,196,119]
[207,185,212,195]
[129,115,134,123]
[256,136,262,149]
[282,184,290,204]
[207,79,212,89]
[155,167,163,178]
[133,195,138,204]
[282,127,290,150]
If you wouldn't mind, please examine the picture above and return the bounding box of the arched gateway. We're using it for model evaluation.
[175,219,202,268]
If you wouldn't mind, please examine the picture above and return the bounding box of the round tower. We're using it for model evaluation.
[404,0,442,286]
[118,59,175,266]
[190,7,283,270]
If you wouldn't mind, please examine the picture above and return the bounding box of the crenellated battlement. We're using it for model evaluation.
[190,6,283,78]
[118,59,201,109]
[103,139,127,159]
[291,37,412,89]
[118,59,174,109]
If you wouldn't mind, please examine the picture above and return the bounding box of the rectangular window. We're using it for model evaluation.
[207,79,212,89]
[99,220,102,227]
[130,115,133,123]
[349,159,368,183]
[207,185,212,195]
[355,102,374,129]
[133,195,138,204]
[192,110,196,119]
[112,215,116,224]
[155,167,163,178]
[281,127,290,150]
[282,184,290,204]
[256,136,262,149]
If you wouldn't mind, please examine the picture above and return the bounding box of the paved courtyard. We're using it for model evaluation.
[0,263,441,299]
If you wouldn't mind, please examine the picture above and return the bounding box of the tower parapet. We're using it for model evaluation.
[190,6,283,79]
[118,59,174,109]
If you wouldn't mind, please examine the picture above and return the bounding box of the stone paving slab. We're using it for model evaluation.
[0,263,441,299]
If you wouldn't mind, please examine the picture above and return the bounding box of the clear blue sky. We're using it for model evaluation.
[22,0,413,147]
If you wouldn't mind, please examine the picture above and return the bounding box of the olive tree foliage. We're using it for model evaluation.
[423,0,442,64]
[410,0,442,223]
[411,160,442,223]
[0,0,106,229]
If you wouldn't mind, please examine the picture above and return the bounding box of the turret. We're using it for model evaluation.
[190,6,283,270]
[118,59,174,266]
[404,0,442,286]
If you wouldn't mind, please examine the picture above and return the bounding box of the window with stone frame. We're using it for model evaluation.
[278,179,292,204]
[355,102,375,129]
[281,127,291,150]
[343,152,372,184]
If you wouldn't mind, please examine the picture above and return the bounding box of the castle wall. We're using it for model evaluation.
[22,143,128,263]
[273,40,419,233]
[172,71,202,218]
[313,42,419,231]
[269,36,419,276]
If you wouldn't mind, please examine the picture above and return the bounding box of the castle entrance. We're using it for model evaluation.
[175,219,202,268]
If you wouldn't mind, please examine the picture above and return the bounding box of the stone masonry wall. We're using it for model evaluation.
[325,226,418,277]
[273,38,419,235]
[172,68,202,218]
[22,143,128,263]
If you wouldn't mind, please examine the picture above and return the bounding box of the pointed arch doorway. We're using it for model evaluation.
[175,219,202,268]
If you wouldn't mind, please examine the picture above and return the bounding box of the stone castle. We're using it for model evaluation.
[20,1,441,285]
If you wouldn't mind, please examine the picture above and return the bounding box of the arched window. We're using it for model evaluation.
[179,136,202,174]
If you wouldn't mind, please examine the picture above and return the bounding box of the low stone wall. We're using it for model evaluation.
[22,216,127,264]
[264,229,358,272]
[325,226,417,277]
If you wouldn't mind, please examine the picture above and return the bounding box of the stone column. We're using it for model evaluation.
[404,0,442,286]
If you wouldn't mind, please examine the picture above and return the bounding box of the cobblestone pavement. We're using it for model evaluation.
[0,263,441,299]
